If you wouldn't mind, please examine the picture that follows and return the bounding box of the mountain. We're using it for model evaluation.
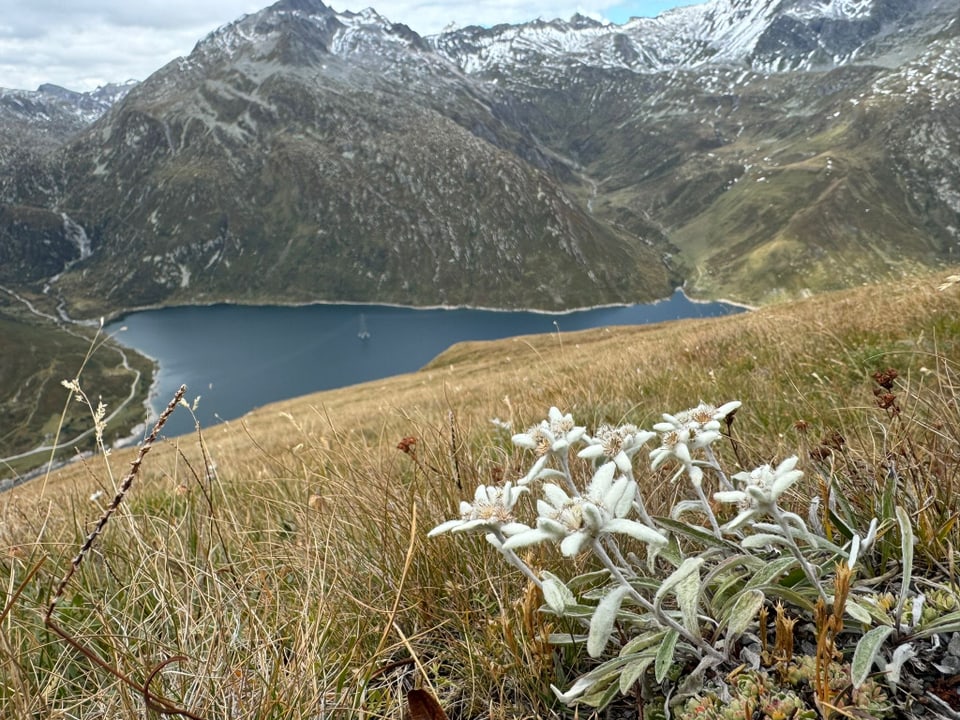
[1,0,957,312]
[433,0,954,76]
[0,82,136,159]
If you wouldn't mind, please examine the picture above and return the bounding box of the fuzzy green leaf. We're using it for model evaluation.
[655,628,679,683]
[744,555,798,589]
[895,506,914,623]
[675,565,702,639]
[579,678,621,709]
[568,569,616,592]
[723,589,765,638]
[753,584,817,613]
[654,557,704,610]
[619,656,655,694]
[548,632,587,645]
[911,610,960,639]
[588,585,630,658]
[541,571,576,614]
[852,625,894,688]
[740,533,791,549]
[844,598,876,625]
[654,517,742,552]
[619,629,668,656]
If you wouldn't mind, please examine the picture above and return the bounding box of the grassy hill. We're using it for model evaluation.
[2,268,959,718]
[0,297,153,482]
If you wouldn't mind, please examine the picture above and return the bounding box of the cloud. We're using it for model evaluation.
[0,0,657,92]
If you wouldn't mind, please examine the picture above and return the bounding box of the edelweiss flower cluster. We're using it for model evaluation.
[511,407,586,485]
[428,482,529,541]
[714,456,804,531]
[432,403,741,561]
[502,461,666,557]
[578,423,655,473]
[428,400,889,713]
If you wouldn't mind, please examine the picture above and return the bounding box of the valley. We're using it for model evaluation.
[0,0,958,468]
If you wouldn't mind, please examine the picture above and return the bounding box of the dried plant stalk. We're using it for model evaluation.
[43,385,203,719]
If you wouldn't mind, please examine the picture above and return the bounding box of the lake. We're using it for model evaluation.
[106,291,743,438]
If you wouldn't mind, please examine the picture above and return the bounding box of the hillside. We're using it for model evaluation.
[0,0,957,315]
[0,293,154,483]
[21,268,959,498]
[4,269,959,717]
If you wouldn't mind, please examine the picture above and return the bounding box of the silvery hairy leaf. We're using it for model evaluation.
[541,571,576,614]
[587,584,631,658]
[894,505,914,626]
[851,625,894,688]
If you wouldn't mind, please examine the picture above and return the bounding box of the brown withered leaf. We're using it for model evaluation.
[407,688,449,720]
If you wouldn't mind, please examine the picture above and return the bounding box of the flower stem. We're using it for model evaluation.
[591,539,725,662]
[492,530,542,589]
[557,452,580,497]
[625,467,657,529]
[603,536,632,574]
[691,481,722,539]
[771,505,827,603]
[704,446,733,490]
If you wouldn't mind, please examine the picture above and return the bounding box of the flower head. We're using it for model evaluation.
[578,423,656,473]
[503,462,666,556]
[650,401,740,485]
[681,400,741,426]
[512,407,586,485]
[512,407,585,456]
[714,456,803,531]
[429,482,530,538]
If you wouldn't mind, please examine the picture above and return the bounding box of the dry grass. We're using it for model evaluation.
[2,269,959,718]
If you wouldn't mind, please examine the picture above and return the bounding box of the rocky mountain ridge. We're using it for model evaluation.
[433,0,955,76]
[0,0,957,312]
[0,81,136,152]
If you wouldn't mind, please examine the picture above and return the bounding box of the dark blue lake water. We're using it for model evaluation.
[107,291,742,437]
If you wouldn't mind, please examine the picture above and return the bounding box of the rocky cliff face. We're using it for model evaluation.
[1,0,957,312]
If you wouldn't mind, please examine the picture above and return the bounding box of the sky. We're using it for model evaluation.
[0,0,692,93]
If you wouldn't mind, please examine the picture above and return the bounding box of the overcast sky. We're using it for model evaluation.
[0,0,691,93]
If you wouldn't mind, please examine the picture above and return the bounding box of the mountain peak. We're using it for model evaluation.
[567,13,606,29]
[431,0,955,75]
[270,0,333,15]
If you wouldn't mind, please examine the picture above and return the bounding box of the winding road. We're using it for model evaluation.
[0,285,148,475]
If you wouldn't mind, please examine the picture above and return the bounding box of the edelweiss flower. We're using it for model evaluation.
[650,423,697,480]
[512,407,586,484]
[428,482,530,538]
[650,401,741,484]
[713,456,803,531]
[512,407,585,455]
[503,462,666,556]
[679,400,741,426]
[578,423,656,473]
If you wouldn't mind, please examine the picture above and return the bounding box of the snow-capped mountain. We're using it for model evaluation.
[0,81,137,129]
[1,0,958,312]
[0,81,137,165]
[432,0,954,75]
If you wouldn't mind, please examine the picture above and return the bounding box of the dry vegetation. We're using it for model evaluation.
[1,270,959,718]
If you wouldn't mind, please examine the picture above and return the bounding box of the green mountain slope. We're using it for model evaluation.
[0,0,957,313]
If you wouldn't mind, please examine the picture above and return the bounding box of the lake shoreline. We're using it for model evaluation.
[104,293,746,439]
[100,286,756,324]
